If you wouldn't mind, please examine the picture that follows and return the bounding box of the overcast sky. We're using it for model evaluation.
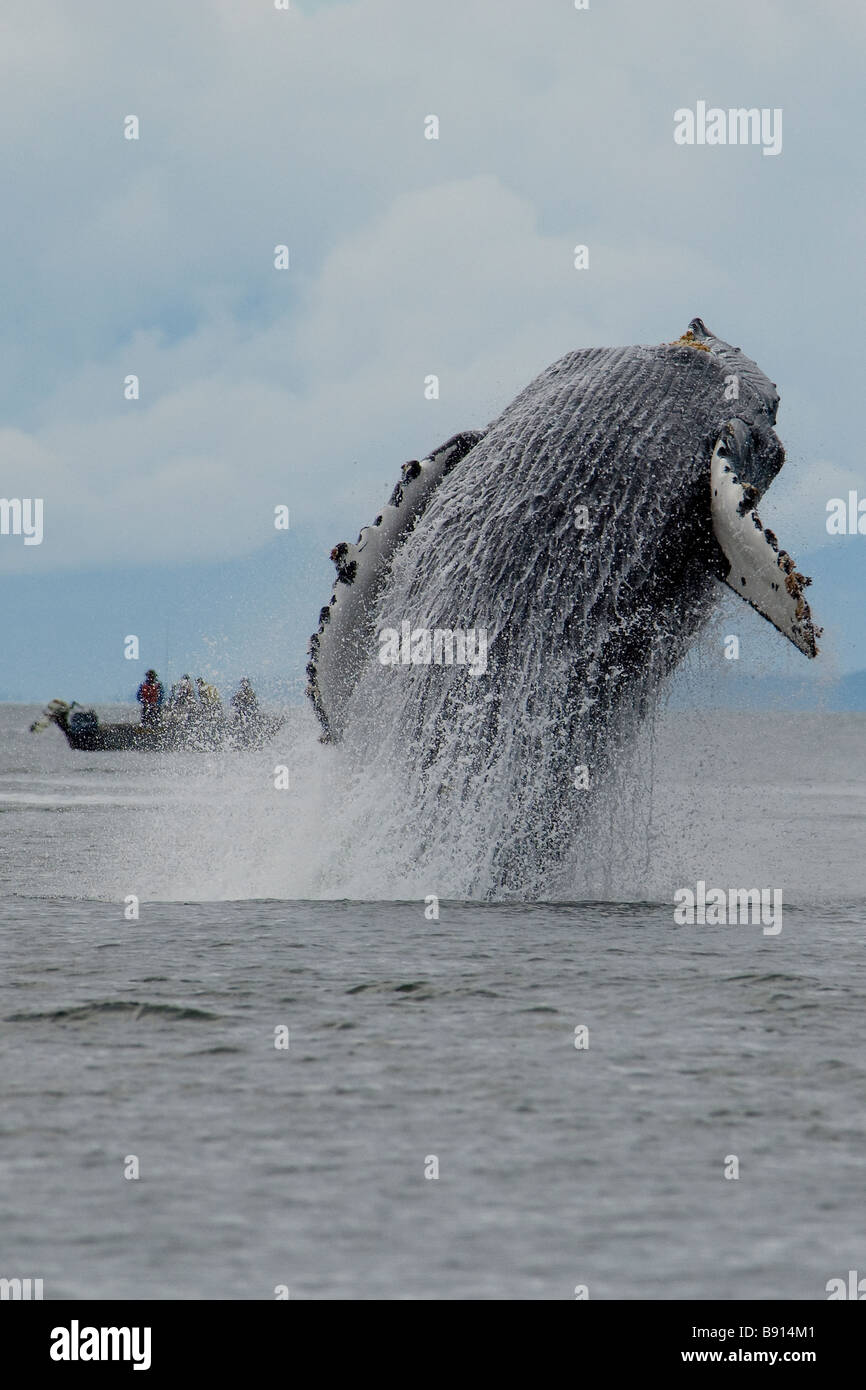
[1,0,863,697]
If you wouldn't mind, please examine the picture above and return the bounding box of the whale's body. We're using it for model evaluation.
[308,320,819,896]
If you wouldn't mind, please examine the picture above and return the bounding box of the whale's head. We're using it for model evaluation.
[671,316,784,497]
[674,316,780,421]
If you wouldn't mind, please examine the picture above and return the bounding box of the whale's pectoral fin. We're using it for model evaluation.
[308,428,486,740]
[710,431,820,658]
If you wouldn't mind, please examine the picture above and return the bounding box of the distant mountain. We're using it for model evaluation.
[666,667,866,712]
[833,670,866,710]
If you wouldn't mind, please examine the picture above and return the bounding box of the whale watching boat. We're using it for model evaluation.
[30,698,284,752]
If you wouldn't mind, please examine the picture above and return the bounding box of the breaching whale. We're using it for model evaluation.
[307,319,820,894]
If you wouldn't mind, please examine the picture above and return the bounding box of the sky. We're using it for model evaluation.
[0,0,863,701]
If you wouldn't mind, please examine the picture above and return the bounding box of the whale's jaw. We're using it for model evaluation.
[305,323,820,895]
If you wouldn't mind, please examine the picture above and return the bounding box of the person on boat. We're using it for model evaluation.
[136,669,164,728]
[196,677,222,711]
[166,674,198,729]
[168,674,196,708]
[231,678,260,727]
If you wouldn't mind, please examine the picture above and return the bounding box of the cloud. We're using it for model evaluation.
[1,171,730,574]
[0,0,862,589]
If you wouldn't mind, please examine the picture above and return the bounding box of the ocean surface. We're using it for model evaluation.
[1,700,864,1300]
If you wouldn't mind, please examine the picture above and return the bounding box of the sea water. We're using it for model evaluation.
[1,702,864,1299]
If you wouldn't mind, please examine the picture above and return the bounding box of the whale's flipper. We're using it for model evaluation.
[710,434,820,657]
[308,430,485,740]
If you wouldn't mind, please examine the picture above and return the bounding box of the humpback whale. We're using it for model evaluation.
[307,319,820,895]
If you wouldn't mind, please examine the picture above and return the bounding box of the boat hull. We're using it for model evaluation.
[51,712,284,752]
